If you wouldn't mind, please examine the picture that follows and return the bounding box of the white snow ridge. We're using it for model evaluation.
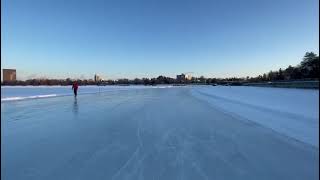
[191,86,319,147]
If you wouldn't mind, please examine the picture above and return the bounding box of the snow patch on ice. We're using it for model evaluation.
[1,94,59,102]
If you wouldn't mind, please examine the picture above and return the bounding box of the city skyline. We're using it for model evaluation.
[1,0,319,80]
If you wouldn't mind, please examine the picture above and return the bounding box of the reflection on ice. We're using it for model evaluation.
[73,97,78,115]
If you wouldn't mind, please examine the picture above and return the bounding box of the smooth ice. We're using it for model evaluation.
[1,87,319,180]
[1,85,165,101]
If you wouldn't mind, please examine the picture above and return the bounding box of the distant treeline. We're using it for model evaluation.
[246,52,319,82]
[1,52,319,86]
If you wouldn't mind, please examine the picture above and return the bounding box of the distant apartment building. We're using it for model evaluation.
[176,74,186,81]
[3,69,16,81]
[176,73,192,81]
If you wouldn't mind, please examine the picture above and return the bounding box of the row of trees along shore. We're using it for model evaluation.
[1,52,319,86]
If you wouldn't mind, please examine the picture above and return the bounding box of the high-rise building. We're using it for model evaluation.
[3,69,16,81]
[94,74,101,82]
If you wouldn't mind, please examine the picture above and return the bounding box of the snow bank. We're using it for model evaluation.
[191,86,319,147]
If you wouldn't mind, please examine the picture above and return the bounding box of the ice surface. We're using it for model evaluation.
[1,85,173,102]
[190,86,319,147]
[1,86,319,180]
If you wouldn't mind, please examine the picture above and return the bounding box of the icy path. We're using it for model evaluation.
[1,88,319,180]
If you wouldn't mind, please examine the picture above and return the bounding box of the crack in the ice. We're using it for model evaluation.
[191,161,209,180]
[111,147,140,180]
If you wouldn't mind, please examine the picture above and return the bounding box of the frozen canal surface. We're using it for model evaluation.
[1,86,319,180]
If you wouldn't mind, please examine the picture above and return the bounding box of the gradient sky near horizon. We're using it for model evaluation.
[1,0,319,80]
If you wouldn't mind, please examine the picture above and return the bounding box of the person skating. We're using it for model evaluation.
[72,81,79,97]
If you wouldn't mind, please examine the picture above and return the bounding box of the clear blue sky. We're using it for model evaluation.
[1,0,319,80]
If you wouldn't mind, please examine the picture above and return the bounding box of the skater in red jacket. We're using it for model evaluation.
[72,81,79,97]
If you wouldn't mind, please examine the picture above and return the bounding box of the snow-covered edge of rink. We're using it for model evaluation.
[190,86,319,148]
